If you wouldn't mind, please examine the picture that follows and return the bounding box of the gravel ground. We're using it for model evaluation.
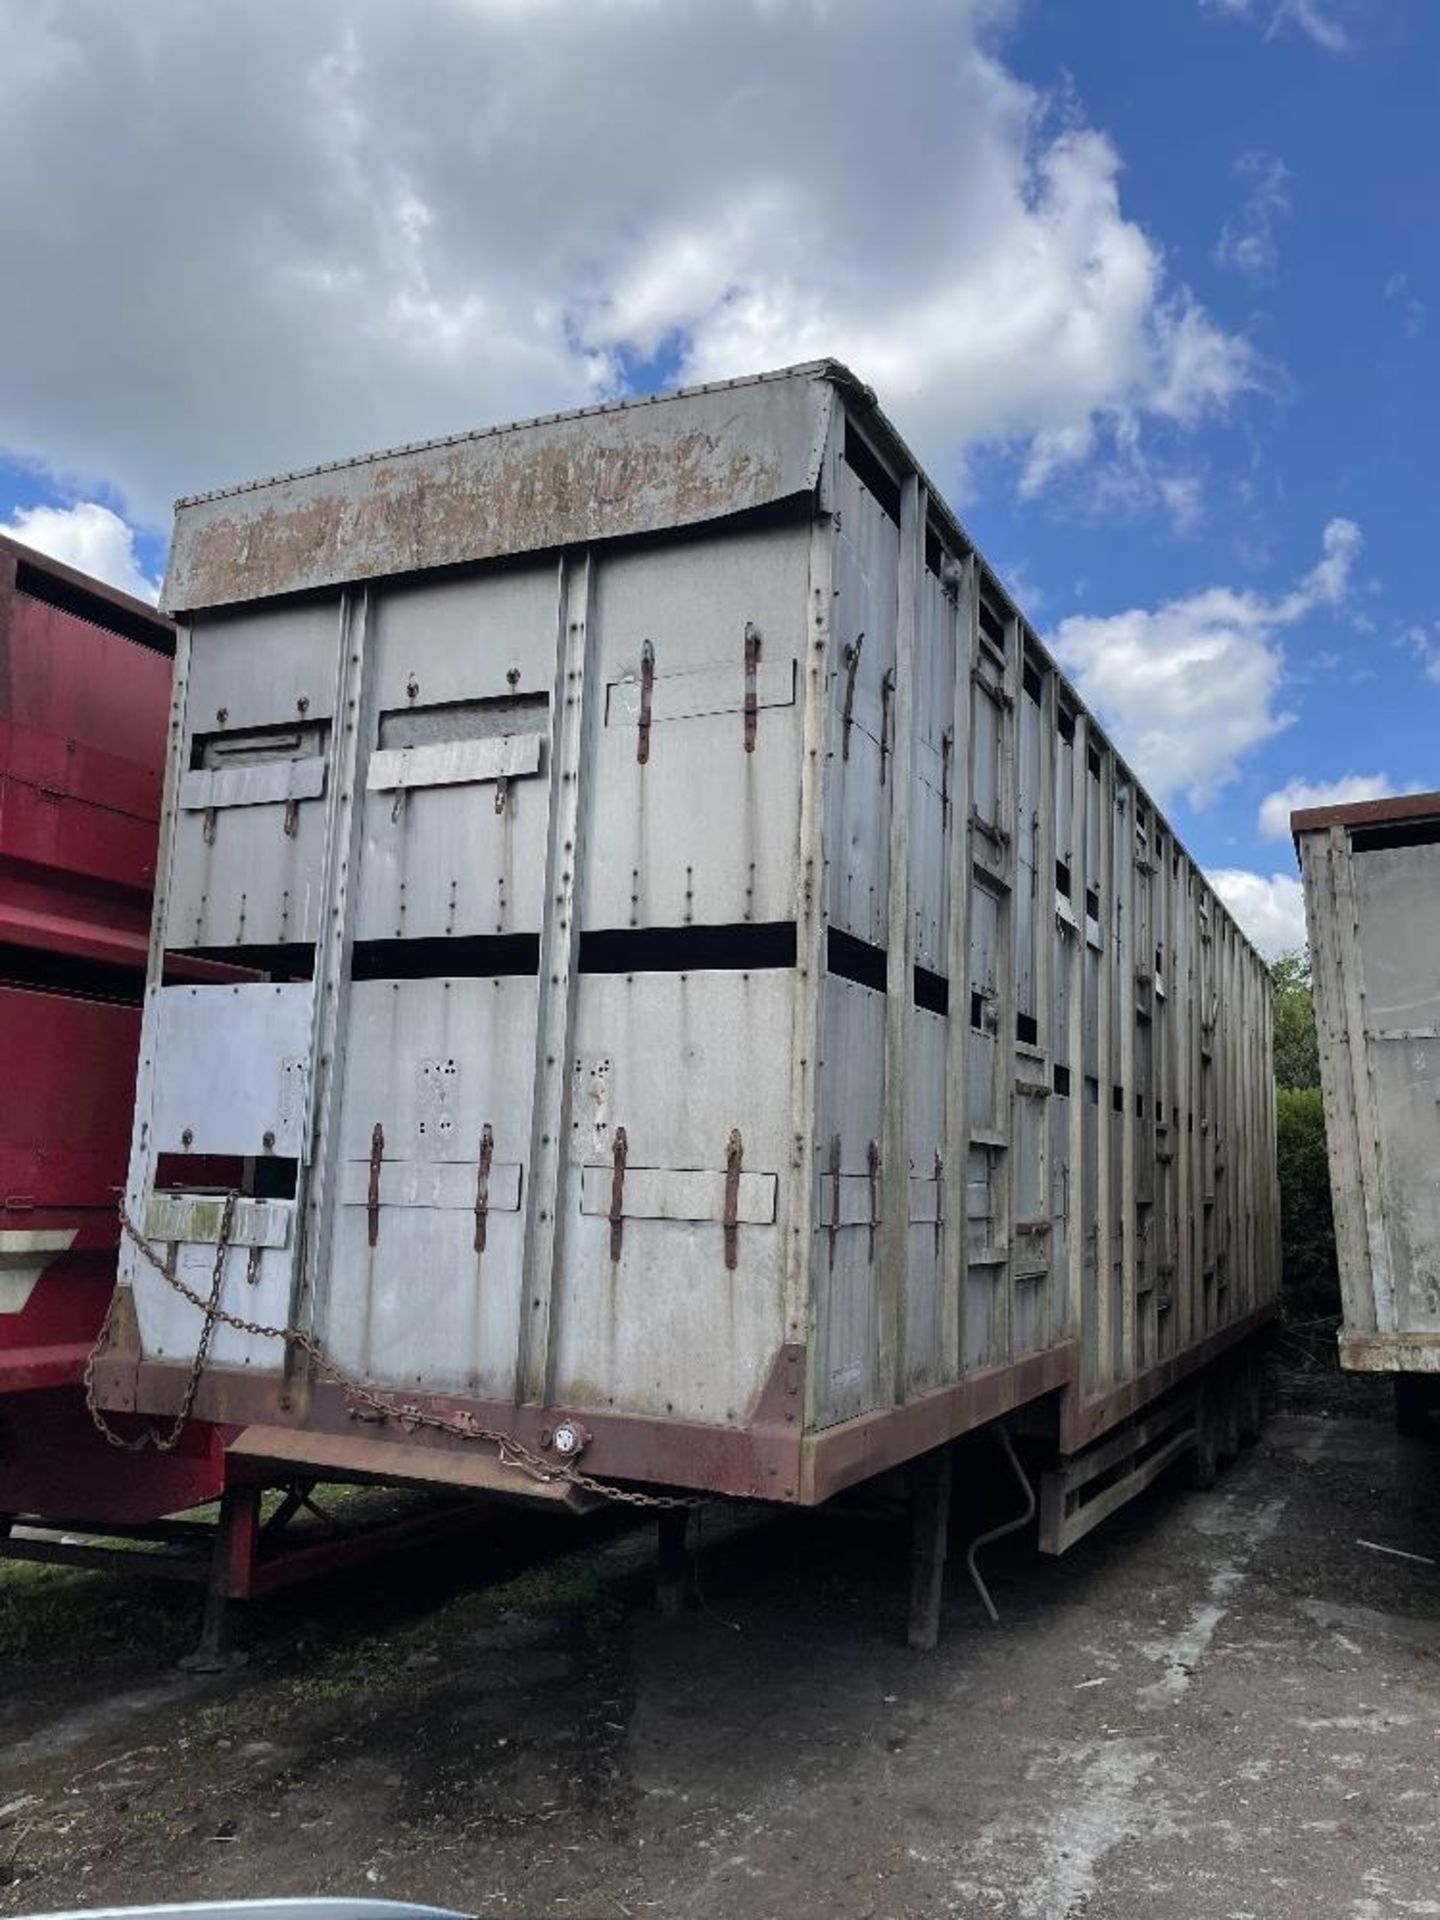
[1,1381,1437,1919]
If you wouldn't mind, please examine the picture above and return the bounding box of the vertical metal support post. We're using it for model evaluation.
[791,469,839,1425]
[294,589,376,1377]
[994,613,1020,1366]
[1094,748,1115,1391]
[907,1442,952,1651]
[1119,785,1137,1383]
[655,1506,693,1619]
[183,1481,262,1672]
[941,559,976,1382]
[1065,713,1089,1354]
[880,475,924,1402]
[519,551,595,1404]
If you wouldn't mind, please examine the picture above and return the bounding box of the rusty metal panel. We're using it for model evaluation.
[163,366,837,613]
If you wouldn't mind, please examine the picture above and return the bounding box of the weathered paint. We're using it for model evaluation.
[110,364,1279,1507]
[1295,792,1440,1374]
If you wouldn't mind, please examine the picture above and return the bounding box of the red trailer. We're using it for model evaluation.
[0,531,225,1521]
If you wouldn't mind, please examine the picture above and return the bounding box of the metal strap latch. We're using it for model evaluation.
[609,1127,628,1260]
[827,1134,842,1272]
[940,727,953,827]
[879,668,896,787]
[933,1147,945,1262]
[637,641,655,766]
[867,1138,881,1263]
[723,1128,743,1270]
[203,806,218,846]
[474,1122,494,1254]
[283,797,300,838]
[743,623,761,754]
[367,1122,384,1248]
[493,776,509,816]
[841,633,864,762]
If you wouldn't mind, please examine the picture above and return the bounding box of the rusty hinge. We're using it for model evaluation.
[940,727,953,828]
[609,1126,628,1261]
[723,1127,743,1270]
[367,1122,384,1247]
[474,1122,494,1254]
[879,668,895,787]
[283,797,300,838]
[637,640,655,766]
[867,1138,881,1264]
[827,1134,842,1273]
[743,623,761,753]
[840,633,864,761]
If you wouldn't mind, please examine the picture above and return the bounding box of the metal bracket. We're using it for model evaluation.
[474,1122,494,1254]
[203,806,217,847]
[283,796,300,838]
[609,1126,628,1261]
[940,727,953,828]
[841,633,864,762]
[493,776,509,816]
[867,1138,881,1264]
[933,1147,945,1263]
[723,1128,744,1270]
[879,668,895,787]
[367,1123,384,1248]
[637,640,655,766]
[743,623,762,753]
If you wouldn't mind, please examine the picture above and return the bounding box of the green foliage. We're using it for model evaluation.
[1271,948,1320,1091]
[1275,1084,1339,1317]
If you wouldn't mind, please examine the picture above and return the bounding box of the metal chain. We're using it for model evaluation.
[90,1198,698,1510]
[84,1192,238,1455]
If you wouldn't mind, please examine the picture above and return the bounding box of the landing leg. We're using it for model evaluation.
[655,1506,693,1619]
[907,1444,952,1652]
[182,1481,261,1671]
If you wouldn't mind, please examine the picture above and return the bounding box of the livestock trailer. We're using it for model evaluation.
[95,363,1278,1632]
[1294,789,1440,1432]
[0,532,224,1520]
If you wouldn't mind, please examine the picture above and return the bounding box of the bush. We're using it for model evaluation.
[1276,1084,1339,1318]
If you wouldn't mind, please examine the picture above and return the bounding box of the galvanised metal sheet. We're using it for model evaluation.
[320,977,538,1397]
[551,969,795,1426]
[579,522,809,932]
[163,366,839,613]
[1300,815,1440,1364]
[812,974,886,1427]
[355,566,558,943]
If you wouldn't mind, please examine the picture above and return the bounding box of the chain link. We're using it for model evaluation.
[88,1198,699,1511]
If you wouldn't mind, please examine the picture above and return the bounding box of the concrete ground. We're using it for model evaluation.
[1,1394,1438,1919]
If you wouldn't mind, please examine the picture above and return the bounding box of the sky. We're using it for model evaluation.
[1,0,1434,957]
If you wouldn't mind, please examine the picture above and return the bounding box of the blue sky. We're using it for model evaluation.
[0,0,1432,952]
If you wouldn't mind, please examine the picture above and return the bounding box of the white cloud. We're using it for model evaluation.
[0,1,1251,524]
[1206,870,1308,958]
[1051,517,1362,809]
[1,500,160,603]
[1384,271,1426,340]
[1202,0,1352,52]
[1257,773,1423,840]
[1215,152,1291,279]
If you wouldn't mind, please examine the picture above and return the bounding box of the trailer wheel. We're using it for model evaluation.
[1394,1374,1430,1440]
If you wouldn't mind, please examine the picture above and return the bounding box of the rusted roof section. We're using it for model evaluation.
[163,362,846,614]
[1291,790,1440,839]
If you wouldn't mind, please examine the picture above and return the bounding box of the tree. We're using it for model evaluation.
[1271,948,1320,1092]
[1269,949,1338,1314]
